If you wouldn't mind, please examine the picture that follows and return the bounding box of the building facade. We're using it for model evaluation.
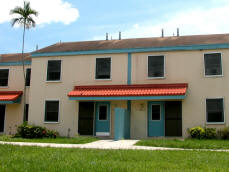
[1,33,229,138]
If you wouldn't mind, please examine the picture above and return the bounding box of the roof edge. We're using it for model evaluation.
[31,43,229,57]
[0,61,31,66]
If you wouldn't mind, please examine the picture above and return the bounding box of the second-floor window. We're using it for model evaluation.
[0,69,9,86]
[25,68,31,86]
[148,55,164,78]
[96,57,111,79]
[47,60,61,81]
[204,53,222,76]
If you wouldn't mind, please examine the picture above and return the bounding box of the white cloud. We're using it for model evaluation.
[0,0,79,25]
[94,1,229,40]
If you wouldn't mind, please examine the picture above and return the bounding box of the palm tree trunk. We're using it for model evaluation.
[22,22,26,122]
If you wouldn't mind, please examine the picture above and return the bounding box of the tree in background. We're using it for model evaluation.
[10,1,38,121]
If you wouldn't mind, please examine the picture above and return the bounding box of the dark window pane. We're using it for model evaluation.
[96,58,111,79]
[151,105,160,120]
[25,104,29,121]
[25,68,31,86]
[45,101,59,122]
[204,53,222,76]
[148,56,164,77]
[0,69,9,86]
[99,105,107,120]
[0,105,5,132]
[207,99,224,122]
[47,60,61,81]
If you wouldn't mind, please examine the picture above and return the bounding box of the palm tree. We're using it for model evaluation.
[10,1,38,121]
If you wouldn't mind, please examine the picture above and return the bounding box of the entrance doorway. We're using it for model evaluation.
[165,101,182,136]
[78,102,94,135]
[0,105,6,133]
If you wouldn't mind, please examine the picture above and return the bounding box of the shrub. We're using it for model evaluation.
[204,128,216,139]
[218,127,229,139]
[189,126,205,139]
[16,122,59,139]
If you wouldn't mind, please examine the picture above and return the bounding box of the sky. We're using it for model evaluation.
[1,0,229,53]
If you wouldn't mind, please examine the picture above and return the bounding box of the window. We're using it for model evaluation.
[96,58,111,79]
[204,53,222,76]
[47,60,61,81]
[25,68,31,86]
[25,104,29,121]
[0,69,9,86]
[151,105,160,120]
[206,98,224,123]
[98,105,108,120]
[45,100,59,122]
[148,55,164,78]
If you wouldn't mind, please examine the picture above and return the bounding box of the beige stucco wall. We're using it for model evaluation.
[0,65,30,134]
[131,100,148,139]
[29,54,128,136]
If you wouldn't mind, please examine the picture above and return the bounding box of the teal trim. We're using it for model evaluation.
[95,102,110,134]
[0,61,31,66]
[148,101,165,137]
[0,96,22,104]
[127,53,132,85]
[114,108,129,140]
[31,43,229,57]
[69,95,185,101]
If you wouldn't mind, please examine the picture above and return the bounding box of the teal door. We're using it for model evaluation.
[148,101,165,137]
[95,102,110,136]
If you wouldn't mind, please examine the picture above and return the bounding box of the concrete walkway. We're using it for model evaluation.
[0,140,229,152]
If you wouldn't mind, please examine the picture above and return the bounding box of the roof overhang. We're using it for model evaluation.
[68,83,188,101]
[0,91,23,104]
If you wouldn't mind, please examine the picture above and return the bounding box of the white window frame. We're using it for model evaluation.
[150,104,161,121]
[46,60,62,82]
[44,99,60,123]
[0,68,9,88]
[147,55,166,79]
[95,57,112,80]
[205,97,225,125]
[98,104,108,121]
[203,52,223,77]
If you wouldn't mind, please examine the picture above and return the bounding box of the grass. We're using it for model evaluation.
[0,135,98,144]
[0,144,229,171]
[136,138,229,149]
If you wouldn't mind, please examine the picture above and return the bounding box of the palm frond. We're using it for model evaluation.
[10,7,24,15]
[11,17,24,27]
[25,17,35,28]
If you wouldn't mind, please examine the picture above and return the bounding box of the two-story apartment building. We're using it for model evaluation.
[1,33,229,138]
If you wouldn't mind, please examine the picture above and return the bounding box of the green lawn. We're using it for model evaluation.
[0,144,229,172]
[0,135,98,144]
[136,138,229,149]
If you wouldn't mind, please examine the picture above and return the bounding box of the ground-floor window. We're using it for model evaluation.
[98,105,108,120]
[206,98,224,123]
[151,104,161,120]
[45,100,59,122]
[0,105,5,132]
[25,104,29,121]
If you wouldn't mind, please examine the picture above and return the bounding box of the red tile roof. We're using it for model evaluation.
[68,84,188,97]
[0,91,23,101]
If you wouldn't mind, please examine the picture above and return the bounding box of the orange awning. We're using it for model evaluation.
[68,83,188,100]
[0,91,23,104]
